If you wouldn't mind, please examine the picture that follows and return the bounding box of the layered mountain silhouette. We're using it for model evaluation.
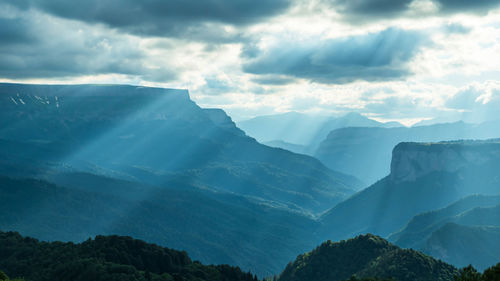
[3,83,500,278]
[390,194,500,249]
[237,112,401,155]
[390,195,500,270]
[424,223,500,271]
[319,140,500,247]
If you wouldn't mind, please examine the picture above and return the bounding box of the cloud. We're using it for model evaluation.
[446,85,484,110]
[243,28,429,84]
[251,75,298,85]
[5,0,292,41]
[325,0,500,20]
[436,0,500,13]
[0,9,176,81]
[446,82,500,122]
[0,18,37,45]
[332,0,414,17]
[443,22,471,34]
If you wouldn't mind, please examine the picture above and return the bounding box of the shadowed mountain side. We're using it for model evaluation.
[0,176,319,277]
[277,234,457,281]
[390,195,500,249]
[264,140,309,156]
[388,199,500,271]
[423,223,500,271]
[319,140,500,242]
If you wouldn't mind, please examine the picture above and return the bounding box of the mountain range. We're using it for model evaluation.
[237,112,402,155]
[318,140,500,270]
[2,83,500,277]
[0,83,362,276]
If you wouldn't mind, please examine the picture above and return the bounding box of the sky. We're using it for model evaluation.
[1,0,500,125]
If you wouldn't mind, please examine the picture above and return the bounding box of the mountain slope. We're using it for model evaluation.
[389,195,500,249]
[423,223,500,271]
[0,175,320,277]
[0,83,363,276]
[277,234,457,281]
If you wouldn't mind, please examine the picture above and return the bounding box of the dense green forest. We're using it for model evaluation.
[2,231,500,281]
[0,231,258,281]
[454,264,500,281]
[277,234,457,281]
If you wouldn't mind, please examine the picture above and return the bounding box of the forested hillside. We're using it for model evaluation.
[0,231,258,281]
[277,234,457,281]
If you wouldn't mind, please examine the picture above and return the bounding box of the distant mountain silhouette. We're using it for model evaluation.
[390,194,500,249]
[389,195,500,270]
[237,112,402,154]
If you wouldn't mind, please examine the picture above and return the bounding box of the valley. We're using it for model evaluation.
[1,83,500,279]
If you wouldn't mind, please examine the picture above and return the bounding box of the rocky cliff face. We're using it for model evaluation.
[390,140,500,183]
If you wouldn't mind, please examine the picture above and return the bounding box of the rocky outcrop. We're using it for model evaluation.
[203,108,245,136]
[390,140,500,183]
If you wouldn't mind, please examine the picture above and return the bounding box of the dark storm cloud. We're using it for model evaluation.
[5,0,292,40]
[243,28,429,84]
[0,12,176,81]
[332,0,413,17]
[326,0,500,19]
[0,18,37,45]
[437,0,500,13]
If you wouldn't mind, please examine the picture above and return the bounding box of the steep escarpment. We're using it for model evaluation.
[315,123,500,184]
[391,140,500,183]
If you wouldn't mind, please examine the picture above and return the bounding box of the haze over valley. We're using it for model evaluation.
[2,1,500,280]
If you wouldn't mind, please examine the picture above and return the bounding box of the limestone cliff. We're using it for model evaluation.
[390,140,500,183]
